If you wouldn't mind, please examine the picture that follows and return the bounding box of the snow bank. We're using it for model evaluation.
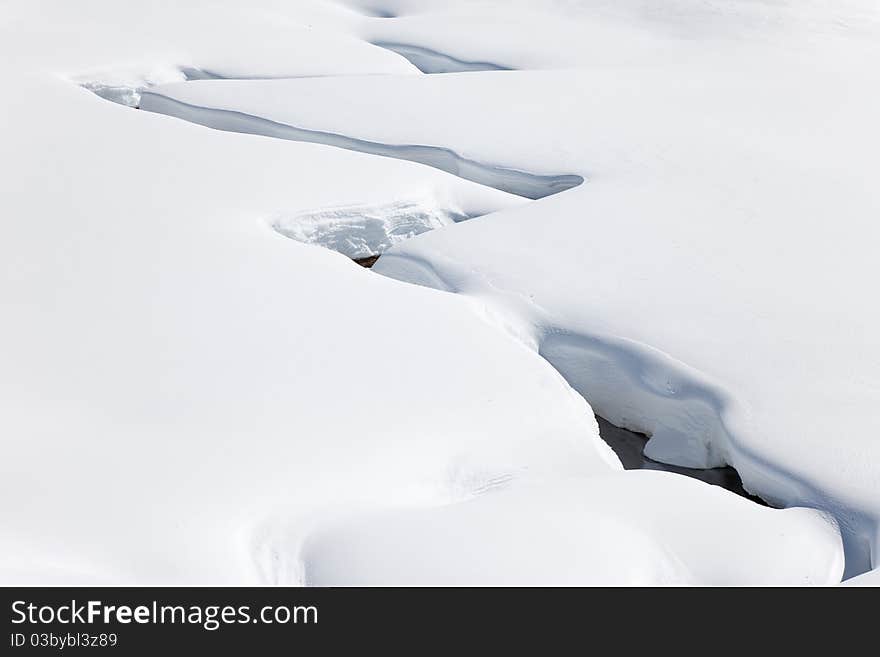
[370,42,512,73]
[1,0,874,585]
[303,473,843,586]
[0,0,609,584]
[138,85,584,199]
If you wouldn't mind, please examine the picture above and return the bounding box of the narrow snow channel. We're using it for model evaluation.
[370,42,513,74]
[137,91,583,200]
[78,71,773,509]
[75,73,584,201]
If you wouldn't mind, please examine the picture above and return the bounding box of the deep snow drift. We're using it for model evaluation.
[1,0,877,585]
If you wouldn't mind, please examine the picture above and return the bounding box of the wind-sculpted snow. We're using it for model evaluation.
[539,331,733,470]
[371,42,512,73]
[301,473,844,586]
[375,255,737,468]
[75,66,221,108]
[372,247,878,577]
[3,0,878,586]
[271,197,470,260]
[138,90,583,200]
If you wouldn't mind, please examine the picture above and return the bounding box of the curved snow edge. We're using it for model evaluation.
[372,251,874,579]
[138,91,584,200]
[370,42,513,73]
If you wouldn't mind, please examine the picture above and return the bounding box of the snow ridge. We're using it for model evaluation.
[371,42,512,73]
[138,91,584,200]
[133,67,869,575]
[372,251,875,577]
[75,66,221,108]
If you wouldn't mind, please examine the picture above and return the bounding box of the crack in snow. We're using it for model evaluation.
[72,52,868,579]
[372,251,874,576]
[106,73,782,511]
[136,91,584,200]
[370,42,513,73]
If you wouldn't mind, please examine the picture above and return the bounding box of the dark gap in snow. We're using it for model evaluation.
[596,416,769,506]
[354,255,381,268]
[371,42,513,74]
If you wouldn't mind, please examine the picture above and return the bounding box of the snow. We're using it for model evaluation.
[137,87,584,199]
[304,472,844,586]
[369,42,512,73]
[1,0,877,585]
[842,568,880,587]
[271,197,471,261]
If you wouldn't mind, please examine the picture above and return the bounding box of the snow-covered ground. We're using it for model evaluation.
[1,0,877,585]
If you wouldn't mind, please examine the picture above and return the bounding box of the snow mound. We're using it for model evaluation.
[301,472,844,586]
[271,197,469,260]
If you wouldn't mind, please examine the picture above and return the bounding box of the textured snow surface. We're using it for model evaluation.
[1,0,877,585]
[271,197,469,260]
